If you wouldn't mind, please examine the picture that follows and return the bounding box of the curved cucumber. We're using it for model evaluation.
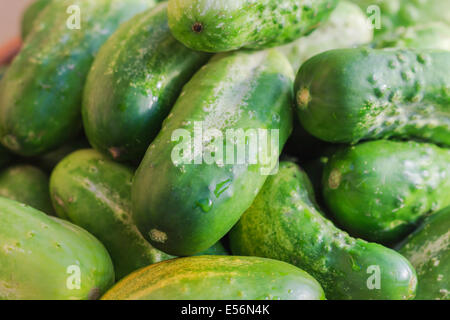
[0,197,114,300]
[83,3,210,163]
[21,0,52,40]
[132,49,294,256]
[102,256,325,300]
[279,1,373,72]
[0,0,157,156]
[0,165,54,215]
[294,48,450,146]
[322,140,450,243]
[229,162,417,300]
[167,0,338,52]
[397,207,450,300]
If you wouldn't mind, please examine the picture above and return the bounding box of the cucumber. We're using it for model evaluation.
[397,207,450,300]
[21,0,52,40]
[102,256,325,300]
[167,0,338,52]
[132,49,294,256]
[294,48,450,146]
[0,0,157,156]
[83,3,210,163]
[0,197,114,300]
[0,165,54,215]
[322,140,450,243]
[279,1,373,72]
[374,23,450,51]
[229,162,417,300]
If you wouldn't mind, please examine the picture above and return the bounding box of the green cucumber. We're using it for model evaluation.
[322,140,450,243]
[279,1,373,72]
[21,0,52,40]
[132,49,294,256]
[0,165,54,215]
[167,0,338,52]
[397,207,450,300]
[294,48,450,145]
[0,0,157,156]
[102,256,325,300]
[0,197,114,300]
[229,162,417,300]
[83,3,210,163]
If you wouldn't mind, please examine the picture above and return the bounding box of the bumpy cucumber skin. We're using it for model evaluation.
[102,256,325,300]
[0,165,54,215]
[322,140,450,244]
[397,207,450,300]
[0,197,114,300]
[230,162,417,300]
[49,149,173,280]
[279,1,373,72]
[167,0,338,52]
[294,48,450,146]
[132,49,294,256]
[83,3,210,163]
[0,0,157,156]
[21,0,52,40]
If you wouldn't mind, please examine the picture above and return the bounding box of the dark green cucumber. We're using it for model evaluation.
[21,0,52,40]
[0,0,157,156]
[230,162,417,300]
[397,207,450,300]
[132,49,294,256]
[167,0,338,52]
[102,256,325,300]
[279,1,373,72]
[322,140,450,243]
[0,197,114,300]
[83,3,210,163]
[0,165,54,215]
[295,48,450,146]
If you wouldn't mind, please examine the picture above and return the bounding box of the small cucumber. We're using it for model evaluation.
[229,162,417,300]
[397,207,450,300]
[102,256,325,300]
[0,197,114,300]
[83,3,210,163]
[279,1,373,72]
[294,48,450,145]
[21,0,52,40]
[0,0,157,156]
[167,0,338,52]
[322,140,450,243]
[132,49,294,256]
[0,165,54,215]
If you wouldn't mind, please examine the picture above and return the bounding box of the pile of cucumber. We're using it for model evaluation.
[0,0,448,300]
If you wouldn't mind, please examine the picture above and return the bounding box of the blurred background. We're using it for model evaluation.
[0,0,33,44]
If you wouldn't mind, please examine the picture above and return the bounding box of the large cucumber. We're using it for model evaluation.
[102,256,325,300]
[0,197,114,300]
[132,49,294,256]
[294,48,450,145]
[279,1,373,72]
[0,0,157,156]
[167,0,338,52]
[397,207,450,300]
[322,140,450,243]
[229,162,417,300]
[0,165,54,215]
[83,3,210,163]
[21,0,52,39]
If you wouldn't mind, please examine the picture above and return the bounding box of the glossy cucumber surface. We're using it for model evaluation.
[230,162,417,300]
[294,48,450,146]
[83,3,210,163]
[102,256,325,300]
[132,49,294,256]
[167,0,338,52]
